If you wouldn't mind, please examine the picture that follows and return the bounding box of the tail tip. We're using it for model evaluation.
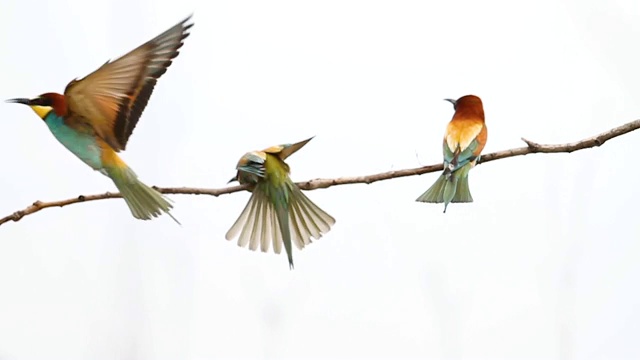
[168,212,182,226]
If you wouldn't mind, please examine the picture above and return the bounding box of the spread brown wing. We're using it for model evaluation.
[64,15,194,151]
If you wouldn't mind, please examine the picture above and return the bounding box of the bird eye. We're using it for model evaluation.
[34,97,52,106]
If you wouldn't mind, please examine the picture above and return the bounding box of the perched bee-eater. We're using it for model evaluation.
[226,137,336,269]
[7,16,193,222]
[416,95,488,213]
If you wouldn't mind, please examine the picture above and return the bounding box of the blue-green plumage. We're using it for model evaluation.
[417,139,479,212]
[443,138,480,174]
[44,112,105,173]
[39,111,177,223]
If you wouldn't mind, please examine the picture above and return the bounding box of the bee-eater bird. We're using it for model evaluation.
[7,16,194,222]
[416,95,488,213]
[226,137,336,269]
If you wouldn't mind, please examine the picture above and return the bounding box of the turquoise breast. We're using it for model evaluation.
[44,113,104,171]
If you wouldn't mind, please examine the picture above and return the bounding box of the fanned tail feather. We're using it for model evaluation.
[416,174,447,203]
[417,163,475,212]
[226,188,283,254]
[452,175,473,203]
[108,166,179,224]
[273,189,294,269]
[288,186,335,249]
[225,182,336,269]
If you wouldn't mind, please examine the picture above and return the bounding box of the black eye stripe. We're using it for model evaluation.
[33,97,52,106]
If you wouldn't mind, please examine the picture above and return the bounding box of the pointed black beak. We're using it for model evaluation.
[227,176,237,184]
[6,98,31,105]
[444,98,456,106]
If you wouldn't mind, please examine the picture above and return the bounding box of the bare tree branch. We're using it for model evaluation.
[2,119,638,227]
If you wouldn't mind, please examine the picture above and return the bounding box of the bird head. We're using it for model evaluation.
[446,95,484,120]
[6,92,66,120]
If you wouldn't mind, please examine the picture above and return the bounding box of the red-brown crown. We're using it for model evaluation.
[38,92,68,117]
[453,95,484,121]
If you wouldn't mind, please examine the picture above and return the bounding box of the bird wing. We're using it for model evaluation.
[263,136,314,160]
[444,121,485,171]
[237,151,267,179]
[64,15,193,151]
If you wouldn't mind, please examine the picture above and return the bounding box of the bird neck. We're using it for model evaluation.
[264,154,290,185]
[452,109,484,123]
[42,111,66,130]
[42,92,68,117]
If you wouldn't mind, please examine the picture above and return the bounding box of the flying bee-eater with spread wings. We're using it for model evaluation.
[7,16,194,222]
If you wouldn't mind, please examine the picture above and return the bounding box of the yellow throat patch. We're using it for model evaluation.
[29,105,53,119]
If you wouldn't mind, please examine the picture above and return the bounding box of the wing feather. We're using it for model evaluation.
[65,15,193,151]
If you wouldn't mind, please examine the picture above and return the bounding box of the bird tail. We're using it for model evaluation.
[416,173,448,203]
[416,165,474,213]
[451,174,473,203]
[106,164,179,224]
[225,181,336,269]
[286,185,335,262]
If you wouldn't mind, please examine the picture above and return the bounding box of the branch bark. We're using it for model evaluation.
[2,119,638,227]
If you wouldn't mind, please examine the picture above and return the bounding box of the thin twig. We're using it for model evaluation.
[1,119,638,227]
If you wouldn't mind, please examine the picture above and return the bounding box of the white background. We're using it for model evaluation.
[1,0,639,359]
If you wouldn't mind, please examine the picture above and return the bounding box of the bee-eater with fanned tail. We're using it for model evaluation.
[226,137,336,269]
[416,95,488,213]
[7,16,194,222]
